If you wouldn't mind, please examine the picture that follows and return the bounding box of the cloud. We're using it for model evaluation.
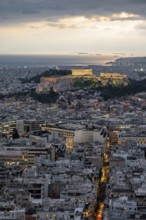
[135,22,146,31]
[0,0,146,26]
[21,12,142,31]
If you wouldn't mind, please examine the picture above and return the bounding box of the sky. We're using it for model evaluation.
[0,0,146,55]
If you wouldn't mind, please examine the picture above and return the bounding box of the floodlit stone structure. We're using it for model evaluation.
[36,71,129,93]
[72,69,93,76]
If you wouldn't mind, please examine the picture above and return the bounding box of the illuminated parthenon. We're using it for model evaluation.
[72,69,93,76]
[36,71,129,93]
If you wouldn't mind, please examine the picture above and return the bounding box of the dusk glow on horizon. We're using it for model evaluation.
[0,0,146,54]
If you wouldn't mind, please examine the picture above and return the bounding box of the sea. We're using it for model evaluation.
[0,54,115,68]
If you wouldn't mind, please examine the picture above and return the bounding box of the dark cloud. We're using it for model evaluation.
[22,9,40,15]
[0,0,146,26]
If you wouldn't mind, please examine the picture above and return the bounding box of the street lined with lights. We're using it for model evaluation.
[95,137,111,220]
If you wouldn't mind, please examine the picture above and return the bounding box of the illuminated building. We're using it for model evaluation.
[41,125,74,151]
[109,130,119,145]
[36,71,128,93]
[100,73,127,79]
[118,134,146,145]
[100,73,128,86]
[72,69,93,76]
[42,125,107,151]
[0,150,26,166]
[1,121,16,139]
[0,120,44,139]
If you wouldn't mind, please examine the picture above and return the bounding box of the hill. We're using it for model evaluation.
[21,69,72,83]
[99,78,146,100]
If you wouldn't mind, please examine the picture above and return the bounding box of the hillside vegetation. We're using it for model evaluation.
[21,69,72,83]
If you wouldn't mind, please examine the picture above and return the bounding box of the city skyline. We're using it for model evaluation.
[0,0,146,54]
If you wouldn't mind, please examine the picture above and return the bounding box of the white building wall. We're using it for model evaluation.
[93,130,106,143]
[74,130,93,143]
[74,130,106,144]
